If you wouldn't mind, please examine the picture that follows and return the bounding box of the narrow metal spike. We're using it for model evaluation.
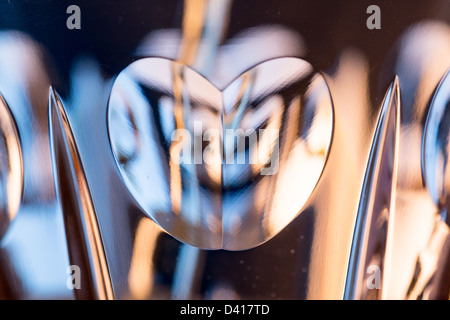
[48,87,114,300]
[345,77,401,300]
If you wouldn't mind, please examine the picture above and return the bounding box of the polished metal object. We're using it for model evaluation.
[344,78,400,300]
[108,57,333,250]
[49,88,114,299]
[0,0,449,300]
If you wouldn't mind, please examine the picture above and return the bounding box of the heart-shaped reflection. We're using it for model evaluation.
[108,57,333,250]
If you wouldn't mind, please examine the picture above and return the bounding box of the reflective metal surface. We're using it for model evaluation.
[420,69,450,299]
[0,0,449,300]
[345,78,400,300]
[108,57,333,250]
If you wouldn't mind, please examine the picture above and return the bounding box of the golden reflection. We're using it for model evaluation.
[170,64,185,215]
[110,56,334,250]
[169,147,183,216]
[249,95,283,174]
[110,0,332,251]
[268,141,326,235]
[304,75,335,157]
[262,95,298,232]
[0,93,23,236]
[266,75,333,239]
[406,218,449,299]
[383,21,450,299]
[128,218,163,299]
[50,89,114,299]
[308,50,370,299]
[224,70,255,127]
[178,0,208,66]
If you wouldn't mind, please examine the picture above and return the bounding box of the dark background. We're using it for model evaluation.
[1,0,449,98]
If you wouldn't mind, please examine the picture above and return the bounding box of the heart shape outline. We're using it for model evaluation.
[107,57,334,250]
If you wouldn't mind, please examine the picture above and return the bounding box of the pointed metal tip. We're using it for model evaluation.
[345,77,401,300]
[391,77,401,122]
[47,84,114,300]
[48,86,68,129]
[48,86,58,119]
[48,86,57,104]
[384,76,401,119]
[48,87,60,143]
[48,86,61,107]
[393,75,399,85]
[392,76,400,97]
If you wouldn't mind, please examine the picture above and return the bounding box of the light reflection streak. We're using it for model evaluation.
[171,244,205,300]
[0,93,23,237]
[309,50,370,299]
[128,218,163,299]
[49,89,114,300]
[382,21,450,299]
[344,77,400,300]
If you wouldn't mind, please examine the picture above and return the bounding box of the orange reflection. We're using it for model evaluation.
[307,50,371,299]
[128,218,163,299]
[178,0,208,66]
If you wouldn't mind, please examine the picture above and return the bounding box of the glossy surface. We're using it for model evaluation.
[419,70,450,299]
[345,79,400,300]
[0,0,449,300]
[108,57,333,250]
[423,69,450,223]
[49,88,114,299]
[381,21,450,300]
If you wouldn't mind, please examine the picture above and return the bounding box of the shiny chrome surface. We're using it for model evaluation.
[420,69,450,299]
[345,78,400,300]
[49,88,114,299]
[108,57,333,250]
[0,0,449,300]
